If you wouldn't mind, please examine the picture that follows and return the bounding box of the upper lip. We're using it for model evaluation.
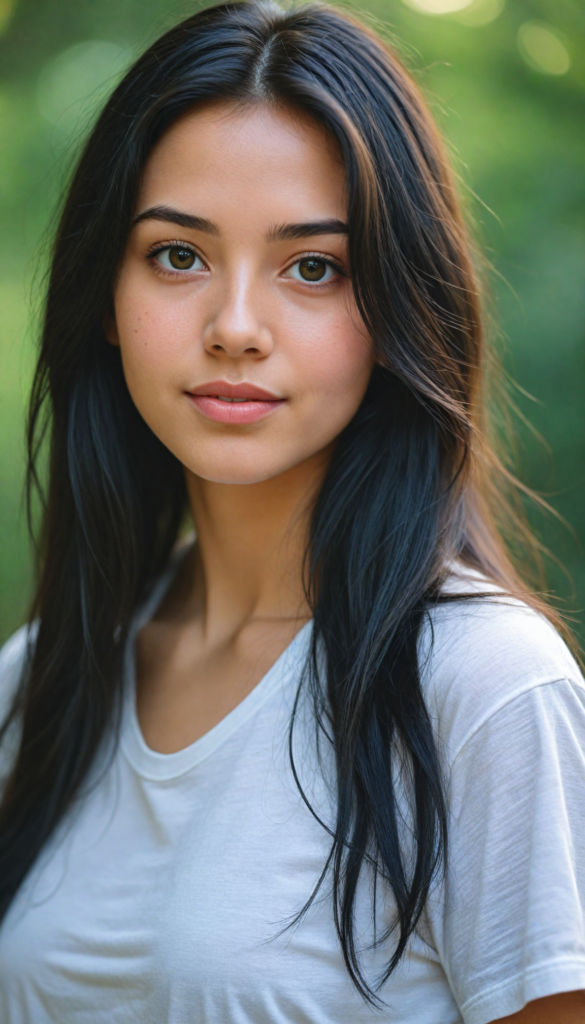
[187,380,283,401]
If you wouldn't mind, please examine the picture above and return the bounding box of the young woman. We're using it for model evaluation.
[0,2,583,1021]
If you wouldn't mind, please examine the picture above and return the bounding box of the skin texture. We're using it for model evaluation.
[493,991,585,1023]
[108,101,583,1023]
[111,101,371,488]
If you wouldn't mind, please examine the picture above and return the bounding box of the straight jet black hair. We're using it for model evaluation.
[0,0,571,1003]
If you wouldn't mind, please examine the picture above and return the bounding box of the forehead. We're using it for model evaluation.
[137,101,347,224]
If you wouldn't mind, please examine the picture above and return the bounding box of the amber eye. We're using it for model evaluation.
[298,257,327,281]
[168,246,196,270]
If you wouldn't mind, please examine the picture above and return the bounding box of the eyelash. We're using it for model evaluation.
[144,241,346,284]
[145,240,206,273]
[285,251,346,285]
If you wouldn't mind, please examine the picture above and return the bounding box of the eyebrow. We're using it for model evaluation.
[132,205,219,234]
[266,219,348,241]
[133,205,348,242]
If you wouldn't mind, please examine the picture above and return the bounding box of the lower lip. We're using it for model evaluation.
[187,394,286,424]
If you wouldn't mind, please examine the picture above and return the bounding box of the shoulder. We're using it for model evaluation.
[419,566,584,764]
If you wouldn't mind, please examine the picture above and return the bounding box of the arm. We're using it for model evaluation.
[425,674,585,1023]
[492,990,585,1023]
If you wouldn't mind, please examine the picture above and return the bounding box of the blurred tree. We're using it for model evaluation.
[0,0,583,643]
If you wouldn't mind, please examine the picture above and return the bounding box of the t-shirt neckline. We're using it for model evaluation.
[120,543,313,782]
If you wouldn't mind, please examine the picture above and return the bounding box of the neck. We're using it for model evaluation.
[181,447,331,640]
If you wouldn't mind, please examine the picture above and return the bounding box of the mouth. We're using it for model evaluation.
[213,396,257,403]
[185,380,286,424]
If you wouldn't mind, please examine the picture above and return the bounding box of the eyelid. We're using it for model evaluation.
[145,239,202,258]
[283,251,347,277]
[145,239,209,276]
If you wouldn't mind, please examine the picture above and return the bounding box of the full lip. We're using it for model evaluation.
[185,379,286,425]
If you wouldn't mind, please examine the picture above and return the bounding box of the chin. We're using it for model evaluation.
[182,442,323,487]
[176,425,336,487]
[184,455,296,487]
[196,469,280,486]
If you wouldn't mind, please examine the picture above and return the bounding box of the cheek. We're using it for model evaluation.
[288,304,373,412]
[112,278,200,392]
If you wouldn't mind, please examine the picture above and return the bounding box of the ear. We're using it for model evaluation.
[103,306,120,347]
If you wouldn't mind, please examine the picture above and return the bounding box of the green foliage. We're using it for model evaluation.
[0,0,583,643]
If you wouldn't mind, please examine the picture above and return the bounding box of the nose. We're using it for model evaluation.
[203,269,274,360]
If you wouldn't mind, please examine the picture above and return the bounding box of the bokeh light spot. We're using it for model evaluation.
[454,0,505,27]
[518,22,570,76]
[401,0,474,14]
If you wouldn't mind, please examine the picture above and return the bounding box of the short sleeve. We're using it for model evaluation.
[425,677,585,1024]
[0,624,31,783]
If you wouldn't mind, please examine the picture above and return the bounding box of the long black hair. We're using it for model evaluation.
[0,0,571,1003]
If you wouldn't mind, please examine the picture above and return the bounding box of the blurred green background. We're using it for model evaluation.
[0,0,583,645]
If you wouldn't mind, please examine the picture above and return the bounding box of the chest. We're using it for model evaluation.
[0,714,457,1024]
[135,616,309,754]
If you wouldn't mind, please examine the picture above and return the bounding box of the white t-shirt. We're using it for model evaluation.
[0,560,584,1024]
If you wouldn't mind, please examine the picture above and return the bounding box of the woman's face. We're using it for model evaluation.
[109,101,374,485]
